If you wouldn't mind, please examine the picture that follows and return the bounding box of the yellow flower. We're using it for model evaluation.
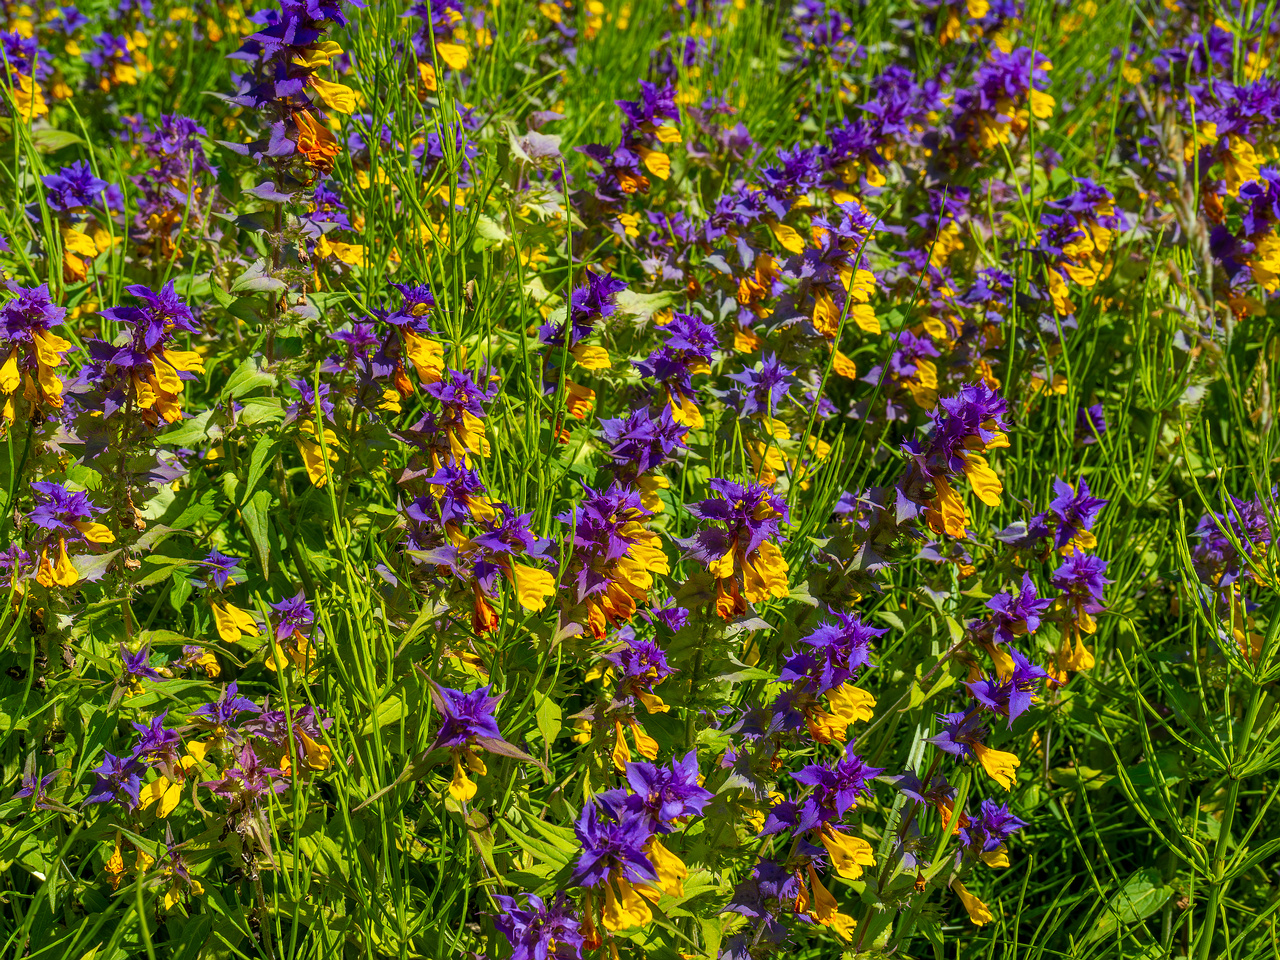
[972,742,1021,790]
[953,881,994,925]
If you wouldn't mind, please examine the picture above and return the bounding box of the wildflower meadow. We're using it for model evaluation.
[1,0,1280,957]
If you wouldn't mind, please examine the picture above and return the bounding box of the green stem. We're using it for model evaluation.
[1196,681,1265,960]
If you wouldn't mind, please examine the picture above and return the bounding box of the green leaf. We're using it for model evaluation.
[135,555,193,588]
[1087,868,1172,942]
[517,814,579,854]
[210,285,236,309]
[238,396,284,425]
[534,692,562,744]
[224,357,276,399]
[500,818,574,869]
[359,697,408,736]
[30,128,85,153]
[242,434,279,503]
[241,488,274,577]
[156,410,214,447]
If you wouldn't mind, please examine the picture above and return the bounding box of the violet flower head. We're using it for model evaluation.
[100,281,199,358]
[603,630,676,689]
[1075,404,1106,444]
[907,382,1010,481]
[196,549,244,591]
[793,745,884,831]
[1190,493,1275,590]
[41,160,123,214]
[1052,552,1111,611]
[271,591,314,641]
[683,478,789,564]
[571,800,657,887]
[428,683,505,751]
[927,710,986,759]
[726,354,794,418]
[622,752,713,830]
[985,573,1053,645]
[13,767,60,807]
[202,743,286,808]
[649,600,690,634]
[0,283,66,343]
[383,281,436,334]
[491,892,585,960]
[616,78,680,133]
[892,767,955,805]
[633,311,718,402]
[959,798,1027,853]
[557,485,652,600]
[721,857,797,951]
[597,404,690,479]
[470,505,547,558]
[119,643,166,683]
[28,481,102,533]
[131,712,182,768]
[965,646,1049,727]
[420,460,489,526]
[192,682,261,731]
[538,268,628,347]
[424,367,498,417]
[1049,477,1108,549]
[83,752,143,808]
[780,609,885,692]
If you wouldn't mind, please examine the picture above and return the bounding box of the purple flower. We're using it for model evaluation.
[1191,493,1274,589]
[984,574,1053,645]
[491,893,585,960]
[1075,404,1106,445]
[621,752,713,830]
[28,481,101,531]
[13,766,59,807]
[131,712,182,771]
[41,160,123,215]
[902,382,1009,484]
[959,798,1026,853]
[1049,478,1108,550]
[780,609,885,692]
[120,643,166,683]
[722,857,798,949]
[725,354,794,418]
[196,549,244,591]
[571,801,657,887]
[965,646,1049,726]
[538,268,628,348]
[271,591,315,641]
[202,744,285,808]
[927,710,986,759]
[682,479,788,565]
[597,405,690,479]
[648,601,690,633]
[1052,553,1111,611]
[616,79,680,134]
[100,281,200,362]
[633,311,717,403]
[557,485,653,601]
[83,752,143,808]
[192,682,260,733]
[0,283,66,344]
[891,768,955,805]
[418,461,489,526]
[792,745,884,831]
[602,630,676,687]
[428,683,505,751]
[380,282,436,334]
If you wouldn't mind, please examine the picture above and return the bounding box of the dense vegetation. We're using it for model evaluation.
[0,0,1278,958]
